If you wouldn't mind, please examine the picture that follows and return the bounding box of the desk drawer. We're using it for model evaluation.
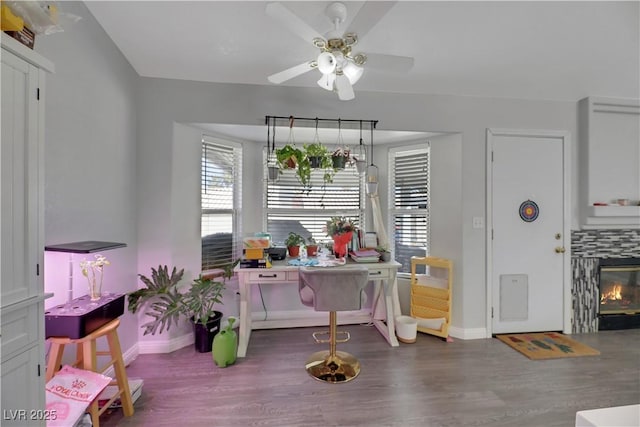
[248,271,288,282]
[367,268,390,280]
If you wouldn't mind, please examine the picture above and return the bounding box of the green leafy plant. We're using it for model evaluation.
[275,144,313,187]
[331,147,351,169]
[285,232,305,248]
[305,236,319,256]
[275,144,304,169]
[326,216,356,236]
[128,261,239,335]
[304,143,332,166]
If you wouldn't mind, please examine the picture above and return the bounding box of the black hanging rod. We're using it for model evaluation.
[265,115,378,129]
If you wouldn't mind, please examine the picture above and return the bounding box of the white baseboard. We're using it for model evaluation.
[449,326,488,340]
[137,333,193,354]
[127,321,488,357]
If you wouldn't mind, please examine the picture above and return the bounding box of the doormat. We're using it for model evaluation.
[496,332,600,360]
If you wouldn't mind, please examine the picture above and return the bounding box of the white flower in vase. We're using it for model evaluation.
[80,254,110,301]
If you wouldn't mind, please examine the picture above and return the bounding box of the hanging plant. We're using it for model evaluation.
[304,143,331,168]
[275,144,303,169]
[332,146,351,169]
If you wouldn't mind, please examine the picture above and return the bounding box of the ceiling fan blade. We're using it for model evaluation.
[335,74,355,101]
[346,1,397,39]
[268,60,316,84]
[265,2,324,44]
[364,53,414,73]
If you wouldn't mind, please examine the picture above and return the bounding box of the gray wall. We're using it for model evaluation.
[33,1,583,354]
[36,2,140,355]
[136,77,578,344]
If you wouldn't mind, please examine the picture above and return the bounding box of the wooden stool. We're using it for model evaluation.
[46,318,134,426]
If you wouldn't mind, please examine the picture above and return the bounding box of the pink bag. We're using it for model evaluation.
[45,365,111,426]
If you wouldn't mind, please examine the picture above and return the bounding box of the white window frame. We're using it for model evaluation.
[201,136,243,270]
[388,142,431,274]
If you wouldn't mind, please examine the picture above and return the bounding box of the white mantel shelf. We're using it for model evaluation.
[583,206,640,229]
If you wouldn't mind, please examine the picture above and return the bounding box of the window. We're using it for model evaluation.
[201,137,242,270]
[388,144,430,273]
[264,150,364,246]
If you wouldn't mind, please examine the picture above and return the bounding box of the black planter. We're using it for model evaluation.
[309,156,323,168]
[191,311,223,353]
[332,156,346,169]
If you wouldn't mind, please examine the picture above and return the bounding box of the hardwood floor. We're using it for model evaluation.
[101,326,640,427]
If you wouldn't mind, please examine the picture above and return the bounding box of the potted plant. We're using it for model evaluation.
[326,216,356,258]
[305,236,319,257]
[275,144,313,187]
[376,245,392,262]
[304,143,331,169]
[285,232,305,257]
[127,261,238,353]
[332,147,351,169]
[275,144,304,170]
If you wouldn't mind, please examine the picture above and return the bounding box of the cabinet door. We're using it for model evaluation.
[0,345,45,427]
[1,50,41,305]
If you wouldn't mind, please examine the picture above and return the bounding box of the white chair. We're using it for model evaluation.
[299,266,369,383]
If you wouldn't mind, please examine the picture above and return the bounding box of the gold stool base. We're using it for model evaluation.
[305,350,361,383]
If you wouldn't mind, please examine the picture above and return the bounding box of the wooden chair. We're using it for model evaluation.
[46,318,134,426]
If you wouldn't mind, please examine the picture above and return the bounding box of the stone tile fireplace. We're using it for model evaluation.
[572,229,640,332]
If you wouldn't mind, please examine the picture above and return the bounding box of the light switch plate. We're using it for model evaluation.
[472,217,484,229]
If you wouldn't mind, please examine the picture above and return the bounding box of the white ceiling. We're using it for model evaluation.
[83,1,639,143]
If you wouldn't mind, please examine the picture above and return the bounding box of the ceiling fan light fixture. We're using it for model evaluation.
[317,72,336,91]
[317,51,337,74]
[342,61,363,85]
[335,74,355,101]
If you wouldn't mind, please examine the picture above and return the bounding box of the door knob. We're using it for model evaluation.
[555,247,566,253]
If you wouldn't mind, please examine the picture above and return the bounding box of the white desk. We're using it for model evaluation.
[235,259,402,357]
[575,404,640,427]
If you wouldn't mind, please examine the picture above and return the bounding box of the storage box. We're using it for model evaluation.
[244,248,264,260]
[45,293,125,339]
[4,25,35,49]
[1,5,24,31]
[243,237,270,248]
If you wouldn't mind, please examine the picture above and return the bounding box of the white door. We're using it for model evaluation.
[1,51,40,305]
[487,129,570,334]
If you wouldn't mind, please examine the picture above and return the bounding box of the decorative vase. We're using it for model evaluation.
[332,231,353,258]
[86,271,103,301]
[268,166,279,180]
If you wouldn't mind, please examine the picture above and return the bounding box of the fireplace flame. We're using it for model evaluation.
[600,282,623,303]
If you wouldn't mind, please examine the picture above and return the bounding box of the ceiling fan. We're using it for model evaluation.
[266,1,414,101]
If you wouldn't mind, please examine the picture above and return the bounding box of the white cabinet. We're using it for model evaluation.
[579,97,640,228]
[1,33,53,424]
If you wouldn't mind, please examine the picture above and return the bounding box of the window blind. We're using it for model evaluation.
[389,146,430,273]
[265,152,364,246]
[201,138,242,270]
